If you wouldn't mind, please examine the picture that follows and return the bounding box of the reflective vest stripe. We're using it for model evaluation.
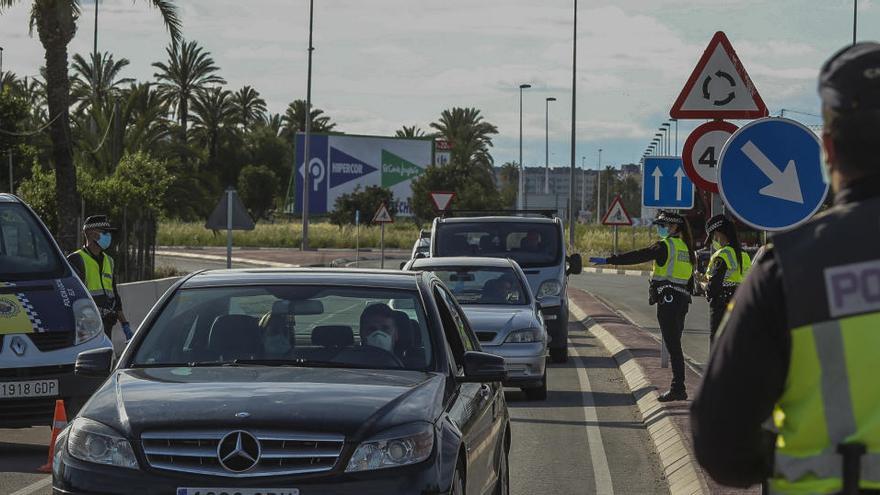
[774,319,867,486]
[76,249,115,300]
[652,237,692,286]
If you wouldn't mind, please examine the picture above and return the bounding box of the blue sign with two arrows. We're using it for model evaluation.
[642,157,695,209]
[717,118,828,231]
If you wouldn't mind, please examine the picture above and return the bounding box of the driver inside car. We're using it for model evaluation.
[359,303,400,354]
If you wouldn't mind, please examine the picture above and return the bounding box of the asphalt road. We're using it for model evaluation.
[1,291,666,495]
[570,272,711,370]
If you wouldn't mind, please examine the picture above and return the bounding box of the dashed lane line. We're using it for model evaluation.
[569,338,615,494]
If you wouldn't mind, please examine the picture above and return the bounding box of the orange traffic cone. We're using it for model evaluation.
[37,399,68,473]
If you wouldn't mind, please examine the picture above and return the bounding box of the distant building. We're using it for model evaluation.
[494,166,598,219]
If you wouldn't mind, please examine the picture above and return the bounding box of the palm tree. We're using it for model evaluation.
[282,99,336,137]
[152,40,225,152]
[0,0,181,251]
[395,125,426,138]
[232,85,267,129]
[0,70,16,92]
[71,52,135,113]
[190,86,236,168]
[261,112,284,137]
[430,107,498,168]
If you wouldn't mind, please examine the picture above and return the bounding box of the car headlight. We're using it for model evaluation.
[505,328,544,343]
[73,298,103,345]
[345,422,434,472]
[67,418,138,469]
[537,280,562,298]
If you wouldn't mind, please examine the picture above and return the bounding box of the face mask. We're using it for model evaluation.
[712,240,722,252]
[366,330,393,352]
[656,226,669,238]
[264,333,291,355]
[97,232,112,250]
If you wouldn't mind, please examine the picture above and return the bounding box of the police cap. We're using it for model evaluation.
[820,42,880,112]
[652,210,685,226]
[82,215,117,232]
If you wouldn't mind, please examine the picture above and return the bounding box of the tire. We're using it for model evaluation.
[550,346,568,363]
[493,443,510,495]
[523,374,548,401]
[451,465,465,495]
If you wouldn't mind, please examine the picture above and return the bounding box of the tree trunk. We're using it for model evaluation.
[37,4,78,253]
[180,96,188,166]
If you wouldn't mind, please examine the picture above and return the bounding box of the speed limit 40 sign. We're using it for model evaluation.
[682,120,738,193]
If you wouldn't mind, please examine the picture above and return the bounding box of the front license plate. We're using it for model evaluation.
[0,379,59,399]
[177,489,299,495]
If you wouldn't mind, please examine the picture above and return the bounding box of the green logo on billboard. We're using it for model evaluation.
[382,150,424,187]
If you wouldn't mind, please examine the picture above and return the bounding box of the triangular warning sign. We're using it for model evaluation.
[372,203,394,223]
[670,31,768,120]
[430,191,456,211]
[602,196,632,226]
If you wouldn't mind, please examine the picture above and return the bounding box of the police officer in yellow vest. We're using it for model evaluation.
[692,43,880,494]
[66,215,132,340]
[591,210,696,401]
[700,214,751,344]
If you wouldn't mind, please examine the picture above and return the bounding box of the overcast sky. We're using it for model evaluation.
[0,0,875,169]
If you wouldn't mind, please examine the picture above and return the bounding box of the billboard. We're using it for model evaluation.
[288,133,434,216]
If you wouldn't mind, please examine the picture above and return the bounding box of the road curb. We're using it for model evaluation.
[569,298,709,495]
[155,250,299,268]
[581,267,651,277]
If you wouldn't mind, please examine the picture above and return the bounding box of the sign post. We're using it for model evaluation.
[355,210,360,268]
[205,188,255,269]
[602,195,633,255]
[372,203,394,269]
[717,117,828,231]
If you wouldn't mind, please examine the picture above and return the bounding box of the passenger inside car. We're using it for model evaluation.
[359,303,400,353]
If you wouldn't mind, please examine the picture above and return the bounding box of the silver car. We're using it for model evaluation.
[404,256,548,400]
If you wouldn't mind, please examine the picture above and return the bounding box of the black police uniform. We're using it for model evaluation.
[691,42,880,490]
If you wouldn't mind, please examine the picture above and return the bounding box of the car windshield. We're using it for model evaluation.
[0,203,65,281]
[132,285,434,371]
[429,266,528,306]
[435,222,562,268]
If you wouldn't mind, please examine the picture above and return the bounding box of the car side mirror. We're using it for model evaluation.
[459,351,508,383]
[75,347,114,378]
[567,253,583,275]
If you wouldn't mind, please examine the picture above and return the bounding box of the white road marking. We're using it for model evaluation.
[569,338,615,494]
[9,476,51,495]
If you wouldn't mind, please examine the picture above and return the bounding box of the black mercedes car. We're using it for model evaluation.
[53,269,511,495]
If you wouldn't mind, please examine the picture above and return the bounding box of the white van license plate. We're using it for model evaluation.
[176,490,299,495]
[0,379,59,399]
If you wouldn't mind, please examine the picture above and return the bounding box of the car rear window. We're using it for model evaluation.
[435,222,562,268]
[132,285,434,371]
[0,203,65,281]
[424,266,528,306]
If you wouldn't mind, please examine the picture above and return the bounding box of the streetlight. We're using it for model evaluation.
[0,47,4,92]
[544,96,556,195]
[518,83,531,211]
[854,0,858,45]
[301,0,316,250]
[670,119,678,155]
[568,0,578,246]
[655,133,664,155]
[580,155,586,213]
[93,0,99,56]
[661,123,670,155]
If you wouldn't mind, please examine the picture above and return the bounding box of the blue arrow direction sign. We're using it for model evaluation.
[642,157,695,209]
[717,118,828,231]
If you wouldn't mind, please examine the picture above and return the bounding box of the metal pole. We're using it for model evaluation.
[0,47,4,92]
[580,156,586,213]
[518,84,530,210]
[854,0,858,45]
[595,148,602,223]
[673,119,678,155]
[226,189,233,269]
[93,0,99,57]
[545,98,553,195]
[380,223,385,269]
[568,0,577,248]
[355,210,360,268]
[613,225,618,255]
[7,151,12,194]
[301,0,315,251]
